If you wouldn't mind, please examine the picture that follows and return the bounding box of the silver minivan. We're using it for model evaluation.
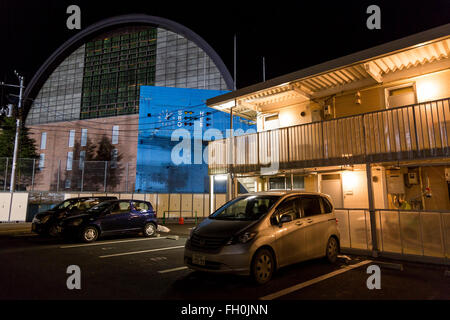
[184,191,340,284]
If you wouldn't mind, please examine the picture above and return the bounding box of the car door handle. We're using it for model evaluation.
[295,221,303,226]
[306,219,313,223]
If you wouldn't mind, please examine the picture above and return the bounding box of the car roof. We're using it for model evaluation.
[238,191,331,198]
[99,199,148,203]
[65,196,117,201]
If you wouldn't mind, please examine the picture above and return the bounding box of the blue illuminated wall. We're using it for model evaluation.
[136,86,254,193]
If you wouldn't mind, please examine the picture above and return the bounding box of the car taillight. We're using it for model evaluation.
[335,218,338,225]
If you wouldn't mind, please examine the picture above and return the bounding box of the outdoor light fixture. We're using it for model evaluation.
[214,174,228,181]
[214,100,235,110]
[417,80,439,102]
[342,171,359,194]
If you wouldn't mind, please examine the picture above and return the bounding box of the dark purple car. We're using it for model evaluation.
[58,199,158,242]
[31,197,117,236]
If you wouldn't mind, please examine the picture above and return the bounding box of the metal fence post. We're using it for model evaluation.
[125,162,129,193]
[104,161,108,193]
[31,158,36,191]
[366,163,379,257]
[56,160,61,192]
[347,209,352,248]
[4,157,8,191]
[81,163,85,192]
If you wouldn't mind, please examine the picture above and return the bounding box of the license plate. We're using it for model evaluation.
[31,224,36,231]
[192,254,206,266]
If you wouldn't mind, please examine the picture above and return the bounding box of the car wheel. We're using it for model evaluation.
[251,248,274,285]
[143,223,157,237]
[80,226,98,243]
[326,237,339,263]
[48,223,59,237]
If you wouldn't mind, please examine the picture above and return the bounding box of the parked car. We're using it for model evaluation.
[184,191,340,284]
[58,199,158,242]
[31,197,117,236]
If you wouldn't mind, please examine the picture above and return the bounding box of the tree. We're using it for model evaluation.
[49,135,125,192]
[93,135,123,190]
[0,117,38,190]
[61,138,97,191]
[0,117,38,158]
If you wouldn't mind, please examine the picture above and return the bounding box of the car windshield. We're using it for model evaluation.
[86,201,113,214]
[67,199,102,211]
[52,199,77,210]
[210,195,281,221]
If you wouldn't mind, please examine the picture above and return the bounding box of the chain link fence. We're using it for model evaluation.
[0,157,136,193]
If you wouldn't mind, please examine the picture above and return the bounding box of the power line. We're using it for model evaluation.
[27,99,217,126]
[22,107,254,134]
[25,104,230,132]
[1,114,253,145]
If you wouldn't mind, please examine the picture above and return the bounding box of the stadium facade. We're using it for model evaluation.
[23,15,250,194]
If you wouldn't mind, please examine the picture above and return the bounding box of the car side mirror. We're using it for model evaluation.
[279,214,292,227]
[270,216,278,225]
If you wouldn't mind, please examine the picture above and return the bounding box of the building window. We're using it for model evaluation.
[264,113,280,131]
[269,175,305,190]
[81,129,88,146]
[68,130,75,148]
[65,179,71,189]
[112,125,119,145]
[40,132,47,150]
[39,154,45,169]
[79,151,85,170]
[385,83,417,108]
[66,151,73,171]
[80,27,157,120]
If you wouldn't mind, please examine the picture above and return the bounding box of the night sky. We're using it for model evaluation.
[0,0,449,103]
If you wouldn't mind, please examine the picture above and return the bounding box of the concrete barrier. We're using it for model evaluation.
[0,192,29,222]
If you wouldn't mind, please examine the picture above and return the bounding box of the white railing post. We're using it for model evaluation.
[366,163,379,256]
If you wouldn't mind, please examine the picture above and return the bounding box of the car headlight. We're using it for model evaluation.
[67,218,83,226]
[188,227,197,239]
[227,232,257,245]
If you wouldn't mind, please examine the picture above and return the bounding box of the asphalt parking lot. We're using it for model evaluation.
[0,223,449,300]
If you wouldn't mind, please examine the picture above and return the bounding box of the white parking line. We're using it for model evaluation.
[259,260,373,300]
[99,245,185,258]
[158,266,189,274]
[60,237,170,249]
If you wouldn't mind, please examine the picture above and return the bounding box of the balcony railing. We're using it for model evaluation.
[208,98,450,175]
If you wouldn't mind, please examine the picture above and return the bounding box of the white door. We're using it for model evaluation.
[321,174,343,208]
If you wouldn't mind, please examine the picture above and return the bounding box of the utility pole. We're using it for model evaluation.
[0,72,25,192]
[262,57,266,82]
[1,71,25,222]
[234,34,237,91]
[10,72,24,193]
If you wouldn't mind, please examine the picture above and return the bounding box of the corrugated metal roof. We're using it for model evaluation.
[207,23,450,114]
